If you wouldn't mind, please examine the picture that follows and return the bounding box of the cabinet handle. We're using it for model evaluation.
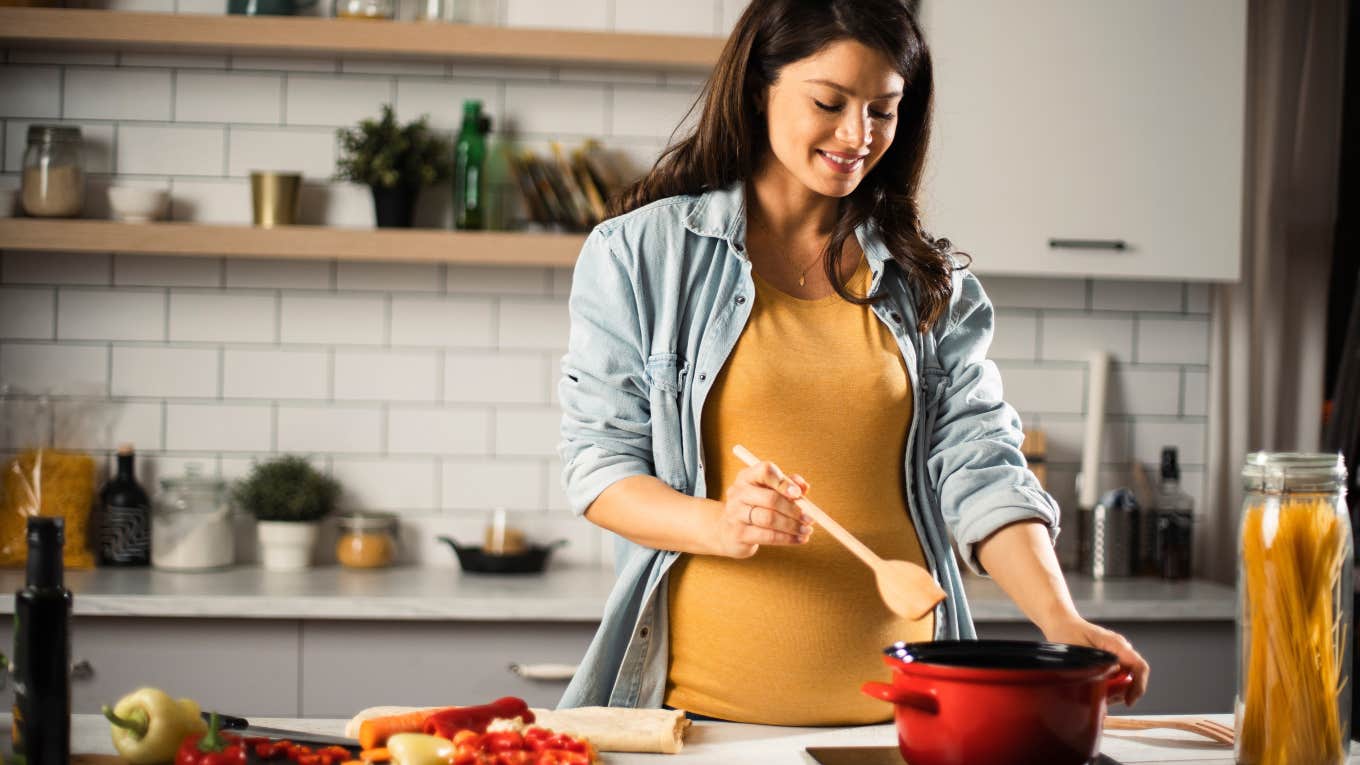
[72,659,95,682]
[507,663,577,682]
[1048,238,1128,251]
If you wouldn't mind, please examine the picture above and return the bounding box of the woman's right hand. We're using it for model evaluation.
[715,460,813,558]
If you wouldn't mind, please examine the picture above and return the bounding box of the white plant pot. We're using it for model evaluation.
[256,520,320,571]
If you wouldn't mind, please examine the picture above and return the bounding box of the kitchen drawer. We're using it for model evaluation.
[0,617,301,716]
[299,620,599,716]
[977,619,1234,715]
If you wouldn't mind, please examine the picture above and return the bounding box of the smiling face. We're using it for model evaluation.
[759,38,905,199]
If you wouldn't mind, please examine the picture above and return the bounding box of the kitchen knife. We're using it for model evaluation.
[202,712,362,750]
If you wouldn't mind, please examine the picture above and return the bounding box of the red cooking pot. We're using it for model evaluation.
[861,640,1132,765]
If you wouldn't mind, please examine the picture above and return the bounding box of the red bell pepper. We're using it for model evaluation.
[423,697,535,739]
[175,713,246,765]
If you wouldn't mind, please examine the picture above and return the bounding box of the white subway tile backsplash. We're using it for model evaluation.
[1090,280,1183,313]
[223,349,329,399]
[300,181,375,227]
[333,349,439,401]
[720,0,747,34]
[387,407,490,455]
[1137,317,1210,365]
[280,294,385,344]
[231,56,338,73]
[1183,370,1208,417]
[545,457,568,511]
[277,405,382,453]
[1038,417,1129,464]
[0,287,55,339]
[228,127,336,179]
[394,79,501,132]
[169,178,253,224]
[1040,315,1134,362]
[336,262,441,292]
[119,124,225,176]
[54,400,163,451]
[8,50,117,67]
[1,252,110,286]
[498,298,569,350]
[390,296,495,347]
[442,458,544,510]
[0,343,106,396]
[225,258,332,289]
[995,365,1085,415]
[64,68,172,121]
[447,62,554,82]
[558,66,663,86]
[118,52,228,69]
[115,255,223,287]
[494,406,559,456]
[0,66,61,119]
[503,82,606,136]
[1106,367,1181,416]
[340,59,445,77]
[111,346,218,397]
[57,289,166,341]
[285,75,393,127]
[550,267,572,298]
[988,311,1037,360]
[1186,283,1211,314]
[445,351,548,403]
[332,457,438,511]
[176,72,284,124]
[1131,420,1206,465]
[613,2,716,35]
[169,292,277,342]
[446,265,549,295]
[982,276,1086,311]
[610,87,700,139]
[505,0,607,30]
[166,402,272,451]
[4,121,114,174]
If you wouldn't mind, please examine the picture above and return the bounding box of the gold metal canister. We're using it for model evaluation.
[250,171,302,227]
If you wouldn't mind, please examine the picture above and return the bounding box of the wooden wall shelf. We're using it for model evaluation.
[0,219,586,267]
[0,8,723,69]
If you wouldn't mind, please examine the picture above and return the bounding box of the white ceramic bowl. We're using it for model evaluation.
[108,186,169,223]
[0,188,16,219]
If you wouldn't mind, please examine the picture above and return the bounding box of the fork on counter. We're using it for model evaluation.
[1103,716,1236,745]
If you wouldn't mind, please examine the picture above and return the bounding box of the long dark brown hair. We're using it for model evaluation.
[610,0,963,332]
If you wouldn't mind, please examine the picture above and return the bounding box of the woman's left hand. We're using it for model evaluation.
[1042,618,1150,707]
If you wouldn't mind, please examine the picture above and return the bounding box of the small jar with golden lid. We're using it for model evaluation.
[335,511,398,568]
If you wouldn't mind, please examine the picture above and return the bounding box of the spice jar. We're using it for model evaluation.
[336,511,398,568]
[1236,452,1352,764]
[151,464,234,571]
[21,125,85,218]
[333,0,394,19]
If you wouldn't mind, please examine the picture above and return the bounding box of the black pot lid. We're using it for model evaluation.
[885,639,1118,672]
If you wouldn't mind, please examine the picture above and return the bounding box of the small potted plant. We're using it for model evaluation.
[233,456,340,571]
[335,103,452,228]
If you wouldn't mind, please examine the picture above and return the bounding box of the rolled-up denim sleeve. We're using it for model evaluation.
[557,227,655,517]
[926,271,1060,575]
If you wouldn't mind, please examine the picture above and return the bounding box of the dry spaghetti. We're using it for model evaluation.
[1238,498,1349,765]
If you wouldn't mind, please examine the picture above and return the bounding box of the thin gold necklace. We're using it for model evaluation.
[749,211,827,287]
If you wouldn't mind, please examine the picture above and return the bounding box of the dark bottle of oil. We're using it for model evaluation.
[98,443,151,565]
[12,516,73,765]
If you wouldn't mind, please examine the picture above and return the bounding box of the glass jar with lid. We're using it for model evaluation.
[21,125,85,218]
[151,463,235,571]
[336,511,399,568]
[333,0,395,20]
[1236,452,1352,764]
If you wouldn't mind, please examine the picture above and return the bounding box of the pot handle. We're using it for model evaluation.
[860,682,940,715]
[1106,671,1134,701]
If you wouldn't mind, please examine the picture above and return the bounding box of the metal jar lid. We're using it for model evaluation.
[27,125,83,144]
[337,511,399,534]
[1241,452,1347,493]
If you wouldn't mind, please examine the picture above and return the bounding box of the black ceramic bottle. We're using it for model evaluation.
[99,443,151,565]
[12,516,72,765]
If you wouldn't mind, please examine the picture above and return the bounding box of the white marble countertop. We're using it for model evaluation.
[0,566,1235,622]
[56,713,1351,764]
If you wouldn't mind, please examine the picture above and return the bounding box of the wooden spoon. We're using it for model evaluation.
[732,444,946,620]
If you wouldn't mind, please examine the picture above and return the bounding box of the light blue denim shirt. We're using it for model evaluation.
[556,182,1060,710]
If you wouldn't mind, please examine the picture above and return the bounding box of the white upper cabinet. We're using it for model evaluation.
[917,0,1246,281]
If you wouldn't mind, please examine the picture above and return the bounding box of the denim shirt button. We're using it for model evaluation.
[698,372,707,382]
[735,295,746,305]
[891,311,903,324]
[639,626,650,639]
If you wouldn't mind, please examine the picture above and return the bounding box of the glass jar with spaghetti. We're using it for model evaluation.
[1235,452,1352,764]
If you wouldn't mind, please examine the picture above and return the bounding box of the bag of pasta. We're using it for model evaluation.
[1236,452,1353,765]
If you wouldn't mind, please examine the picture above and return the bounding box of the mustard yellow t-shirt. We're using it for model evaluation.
[664,255,934,726]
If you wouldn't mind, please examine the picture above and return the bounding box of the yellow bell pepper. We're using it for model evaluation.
[102,686,208,765]
[385,733,457,765]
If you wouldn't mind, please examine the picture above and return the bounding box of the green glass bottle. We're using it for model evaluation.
[453,99,487,230]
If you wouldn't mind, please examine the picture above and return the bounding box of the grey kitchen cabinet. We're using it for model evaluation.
[976,619,1235,715]
[918,0,1246,281]
[299,620,599,716]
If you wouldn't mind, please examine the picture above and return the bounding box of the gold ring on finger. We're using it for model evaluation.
[747,504,756,525]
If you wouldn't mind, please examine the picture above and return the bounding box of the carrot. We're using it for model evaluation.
[358,747,391,763]
[358,708,456,751]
